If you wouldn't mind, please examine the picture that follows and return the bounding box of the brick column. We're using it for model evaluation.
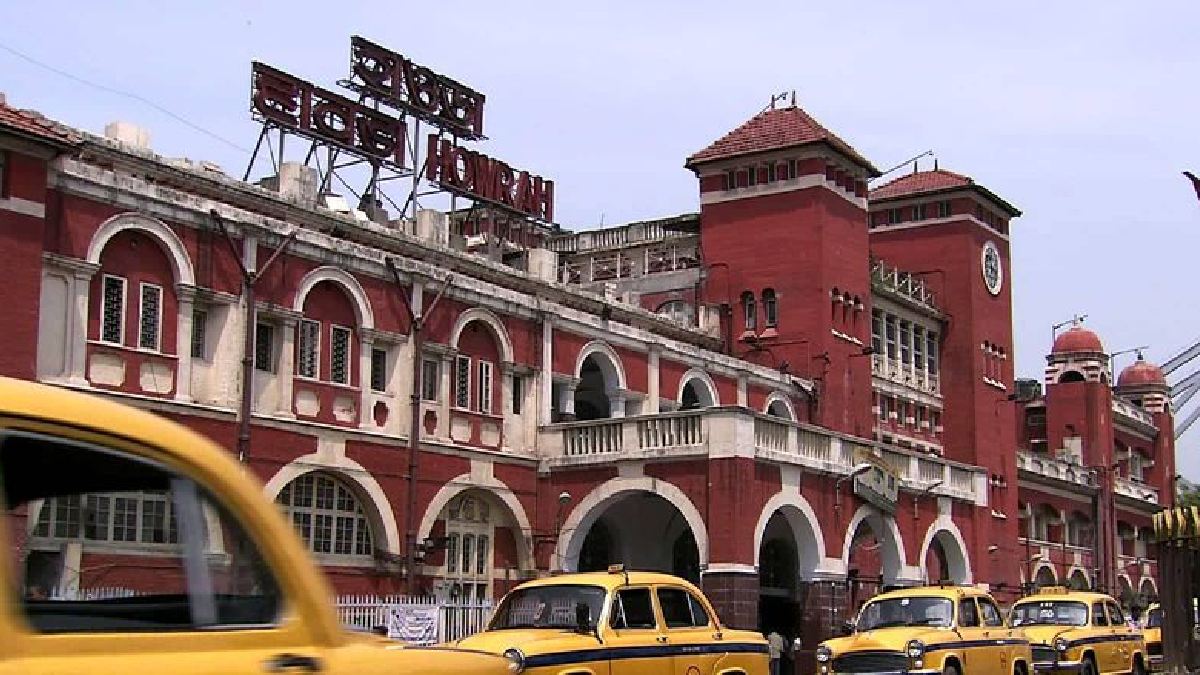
[701,567,759,630]
[793,579,852,662]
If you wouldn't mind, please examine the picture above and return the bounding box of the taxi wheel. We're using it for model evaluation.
[1132,658,1147,675]
[943,663,960,675]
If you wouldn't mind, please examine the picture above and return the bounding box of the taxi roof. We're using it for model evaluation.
[1013,589,1117,605]
[867,585,988,602]
[514,570,700,592]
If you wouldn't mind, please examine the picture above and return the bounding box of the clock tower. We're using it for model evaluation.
[866,167,1023,599]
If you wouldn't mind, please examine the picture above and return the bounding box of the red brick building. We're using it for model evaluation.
[0,90,1169,650]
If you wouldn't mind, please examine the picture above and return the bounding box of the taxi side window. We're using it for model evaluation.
[1107,603,1125,626]
[1093,602,1110,626]
[978,597,1004,627]
[612,588,657,629]
[658,587,709,628]
[959,598,980,627]
[0,430,282,633]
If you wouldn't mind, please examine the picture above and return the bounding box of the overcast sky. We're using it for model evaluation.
[4,1,1200,476]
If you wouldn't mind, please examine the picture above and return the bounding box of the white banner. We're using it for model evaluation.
[385,603,440,645]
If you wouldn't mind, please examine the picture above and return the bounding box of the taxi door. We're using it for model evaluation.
[655,586,724,675]
[607,587,668,675]
[978,596,1016,675]
[0,427,325,675]
[956,597,997,675]
[1106,601,1137,673]
[1091,601,1117,673]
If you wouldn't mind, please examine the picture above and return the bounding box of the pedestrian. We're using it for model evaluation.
[767,629,785,675]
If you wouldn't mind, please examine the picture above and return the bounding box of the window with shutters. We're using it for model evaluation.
[254,322,275,373]
[454,355,471,409]
[297,319,319,378]
[421,359,440,401]
[101,275,126,345]
[478,360,493,414]
[138,283,162,351]
[370,348,388,392]
[330,325,352,385]
[191,307,208,359]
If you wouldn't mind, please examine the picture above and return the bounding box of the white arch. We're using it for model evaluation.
[753,491,826,579]
[1117,574,1136,598]
[575,340,628,391]
[557,476,708,573]
[1067,567,1092,589]
[917,519,973,585]
[449,307,515,363]
[1033,562,1058,585]
[764,391,797,420]
[841,504,909,585]
[417,473,534,571]
[263,455,398,553]
[1139,576,1158,597]
[87,213,196,285]
[293,266,375,330]
[678,368,719,407]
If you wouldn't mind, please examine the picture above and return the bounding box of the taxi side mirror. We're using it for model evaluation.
[838,621,855,637]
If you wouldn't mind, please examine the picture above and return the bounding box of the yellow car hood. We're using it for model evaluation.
[455,628,602,656]
[1017,625,1080,646]
[827,627,952,653]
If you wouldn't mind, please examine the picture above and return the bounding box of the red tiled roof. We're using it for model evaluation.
[869,169,973,201]
[0,100,78,146]
[686,106,878,174]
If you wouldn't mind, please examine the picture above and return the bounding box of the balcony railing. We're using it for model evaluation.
[542,407,986,504]
[871,355,941,395]
[871,259,939,312]
[1114,477,1159,504]
[1018,451,1160,506]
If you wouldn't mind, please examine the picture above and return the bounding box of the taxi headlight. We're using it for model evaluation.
[815,644,832,663]
[907,639,926,659]
[504,648,526,674]
[1054,637,1069,654]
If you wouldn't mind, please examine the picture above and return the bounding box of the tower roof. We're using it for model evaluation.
[1052,325,1105,355]
[1118,355,1168,389]
[869,168,1022,217]
[686,105,878,174]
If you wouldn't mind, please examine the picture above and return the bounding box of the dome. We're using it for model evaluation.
[1052,325,1105,355]
[1118,356,1167,388]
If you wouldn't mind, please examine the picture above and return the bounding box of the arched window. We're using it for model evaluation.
[762,289,778,328]
[741,291,756,331]
[444,492,494,602]
[276,473,374,557]
[655,300,694,325]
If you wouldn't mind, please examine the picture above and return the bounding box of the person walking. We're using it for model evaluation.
[767,629,785,675]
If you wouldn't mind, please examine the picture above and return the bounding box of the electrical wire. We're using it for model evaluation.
[0,41,251,154]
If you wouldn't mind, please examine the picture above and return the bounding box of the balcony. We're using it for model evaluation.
[540,407,986,504]
[870,259,942,315]
[871,355,941,396]
[1017,450,1097,489]
[1114,477,1159,505]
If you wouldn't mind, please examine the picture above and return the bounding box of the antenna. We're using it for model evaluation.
[763,91,790,112]
[1051,314,1087,344]
[869,150,935,183]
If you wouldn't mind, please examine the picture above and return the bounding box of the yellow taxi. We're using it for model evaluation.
[1009,587,1147,675]
[1138,603,1161,671]
[454,566,769,675]
[0,377,514,675]
[815,585,1032,675]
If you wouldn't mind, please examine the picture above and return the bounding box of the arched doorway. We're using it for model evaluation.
[571,492,701,584]
[1034,565,1057,588]
[843,509,905,613]
[758,512,800,653]
[1068,569,1090,590]
[920,527,970,585]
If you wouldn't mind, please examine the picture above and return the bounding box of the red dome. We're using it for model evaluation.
[1052,326,1104,354]
[1118,357,1167,388]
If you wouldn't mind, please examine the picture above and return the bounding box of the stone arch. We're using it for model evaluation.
[263,455,397,553]
[449,307,515,363]
[293,266,375,330]
[557,476,708,573]
[918,520,972,585]
[764,392,797,420]
[1139,576,1158,600]
[87,213,196,285]
[575,340,627,390]
[841,504,908,585]
[1034,563,1058,587]
[1068,567,1091,590]
[753,491,826,579]
[417,473,535,571]
[678,368,719,409]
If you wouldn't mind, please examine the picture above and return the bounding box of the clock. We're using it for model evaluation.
[981,241,1003,296]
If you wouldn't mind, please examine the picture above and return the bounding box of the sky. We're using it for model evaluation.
[4,1,1200,476]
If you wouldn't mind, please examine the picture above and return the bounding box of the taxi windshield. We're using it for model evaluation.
[1010,601,1088,627]
[1145,608,1163,628]
[857,596,953,630]
[488,584,607,630]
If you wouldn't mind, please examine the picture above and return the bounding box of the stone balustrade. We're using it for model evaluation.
[541,406,987,504]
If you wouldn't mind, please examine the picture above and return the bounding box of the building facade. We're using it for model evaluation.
[0,90,1170,654]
